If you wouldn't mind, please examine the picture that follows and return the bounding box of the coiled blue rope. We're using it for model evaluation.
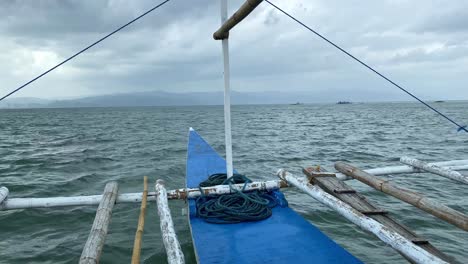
[196,173,277,224]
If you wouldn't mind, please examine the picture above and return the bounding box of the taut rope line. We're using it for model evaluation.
[0,0,171,102]
[265,0,467,133]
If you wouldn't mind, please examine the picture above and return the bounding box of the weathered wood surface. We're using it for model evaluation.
[303,167,454,263]
[276,169,447,264]
[0,187,8,204]
[0,180,287,210]
[131,176,148,264]
[80,182,119,264]
[213,0,263,39]
[335,162,468,231]
[401,157,468,185]
[155,180,185,264]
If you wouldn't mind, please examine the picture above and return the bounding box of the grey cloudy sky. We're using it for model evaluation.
[1,0,468,101]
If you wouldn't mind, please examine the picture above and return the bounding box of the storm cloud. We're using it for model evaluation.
[1,0,467,101]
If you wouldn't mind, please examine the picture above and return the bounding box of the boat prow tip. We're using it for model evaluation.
[189,127,195,131]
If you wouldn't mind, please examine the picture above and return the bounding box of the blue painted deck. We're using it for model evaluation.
[186,128,362,264]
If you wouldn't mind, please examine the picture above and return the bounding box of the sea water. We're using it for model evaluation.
[0,102,467,263]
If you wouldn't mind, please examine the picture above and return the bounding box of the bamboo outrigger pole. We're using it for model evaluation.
[131,176,149,264]
[0,180,287,211]
[401,156,468,185]
[277,169,447,264]
[155,180,185,264]
[335,162,468,231]
[0,187,8,204]
[334,160,468,181]
[80,182,119,264]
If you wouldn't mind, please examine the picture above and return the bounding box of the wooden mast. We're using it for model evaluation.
[220,0,234,177]
[214,0,264,178]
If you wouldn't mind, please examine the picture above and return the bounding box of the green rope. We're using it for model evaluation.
[196,173,277,224]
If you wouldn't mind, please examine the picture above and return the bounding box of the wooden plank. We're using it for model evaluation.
[131,176,149,264]
[0,187,8,204]
[335,162,468,231]
[277,169,447,264]
[303,167,454,263]
[155,179,185,264]
[213,0,263,40]
[80,182,119,264]
[401,156,468,185]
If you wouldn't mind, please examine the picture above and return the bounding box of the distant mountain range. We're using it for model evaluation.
[0,89,439,109]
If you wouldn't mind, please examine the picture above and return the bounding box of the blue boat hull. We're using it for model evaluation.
[187,128,362,264]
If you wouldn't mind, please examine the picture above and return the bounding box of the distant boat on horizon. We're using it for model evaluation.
[337,101,352,104]
[290,102,303,105]
[434,100,445,103]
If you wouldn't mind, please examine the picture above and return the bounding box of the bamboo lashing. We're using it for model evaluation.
[131,176,149,264]
[79,182,119,264]
[213,0,263,40]
[0,187,8,204]
[0,180,287,211]
[155,179,185,264]
[400,156,468,185]
[276,169,447,264]
[335,162,468,231]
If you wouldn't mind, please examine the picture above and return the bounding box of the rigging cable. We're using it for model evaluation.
[0,0,171,102]
[265,0,467,133]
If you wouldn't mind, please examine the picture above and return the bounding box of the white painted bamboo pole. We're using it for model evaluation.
[335,162,468,231]
[401,157,468,185]
[335,162,468,181]
[167,179,287,200]
[0,180,287,211]
[276,169,447,264]
[0,187,8,204]
[220,0,234,178]
[155,180,185,264]
[80,182,119,264]
[434,159,468,166]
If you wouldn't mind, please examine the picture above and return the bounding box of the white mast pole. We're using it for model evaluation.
[220,0,234,178]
